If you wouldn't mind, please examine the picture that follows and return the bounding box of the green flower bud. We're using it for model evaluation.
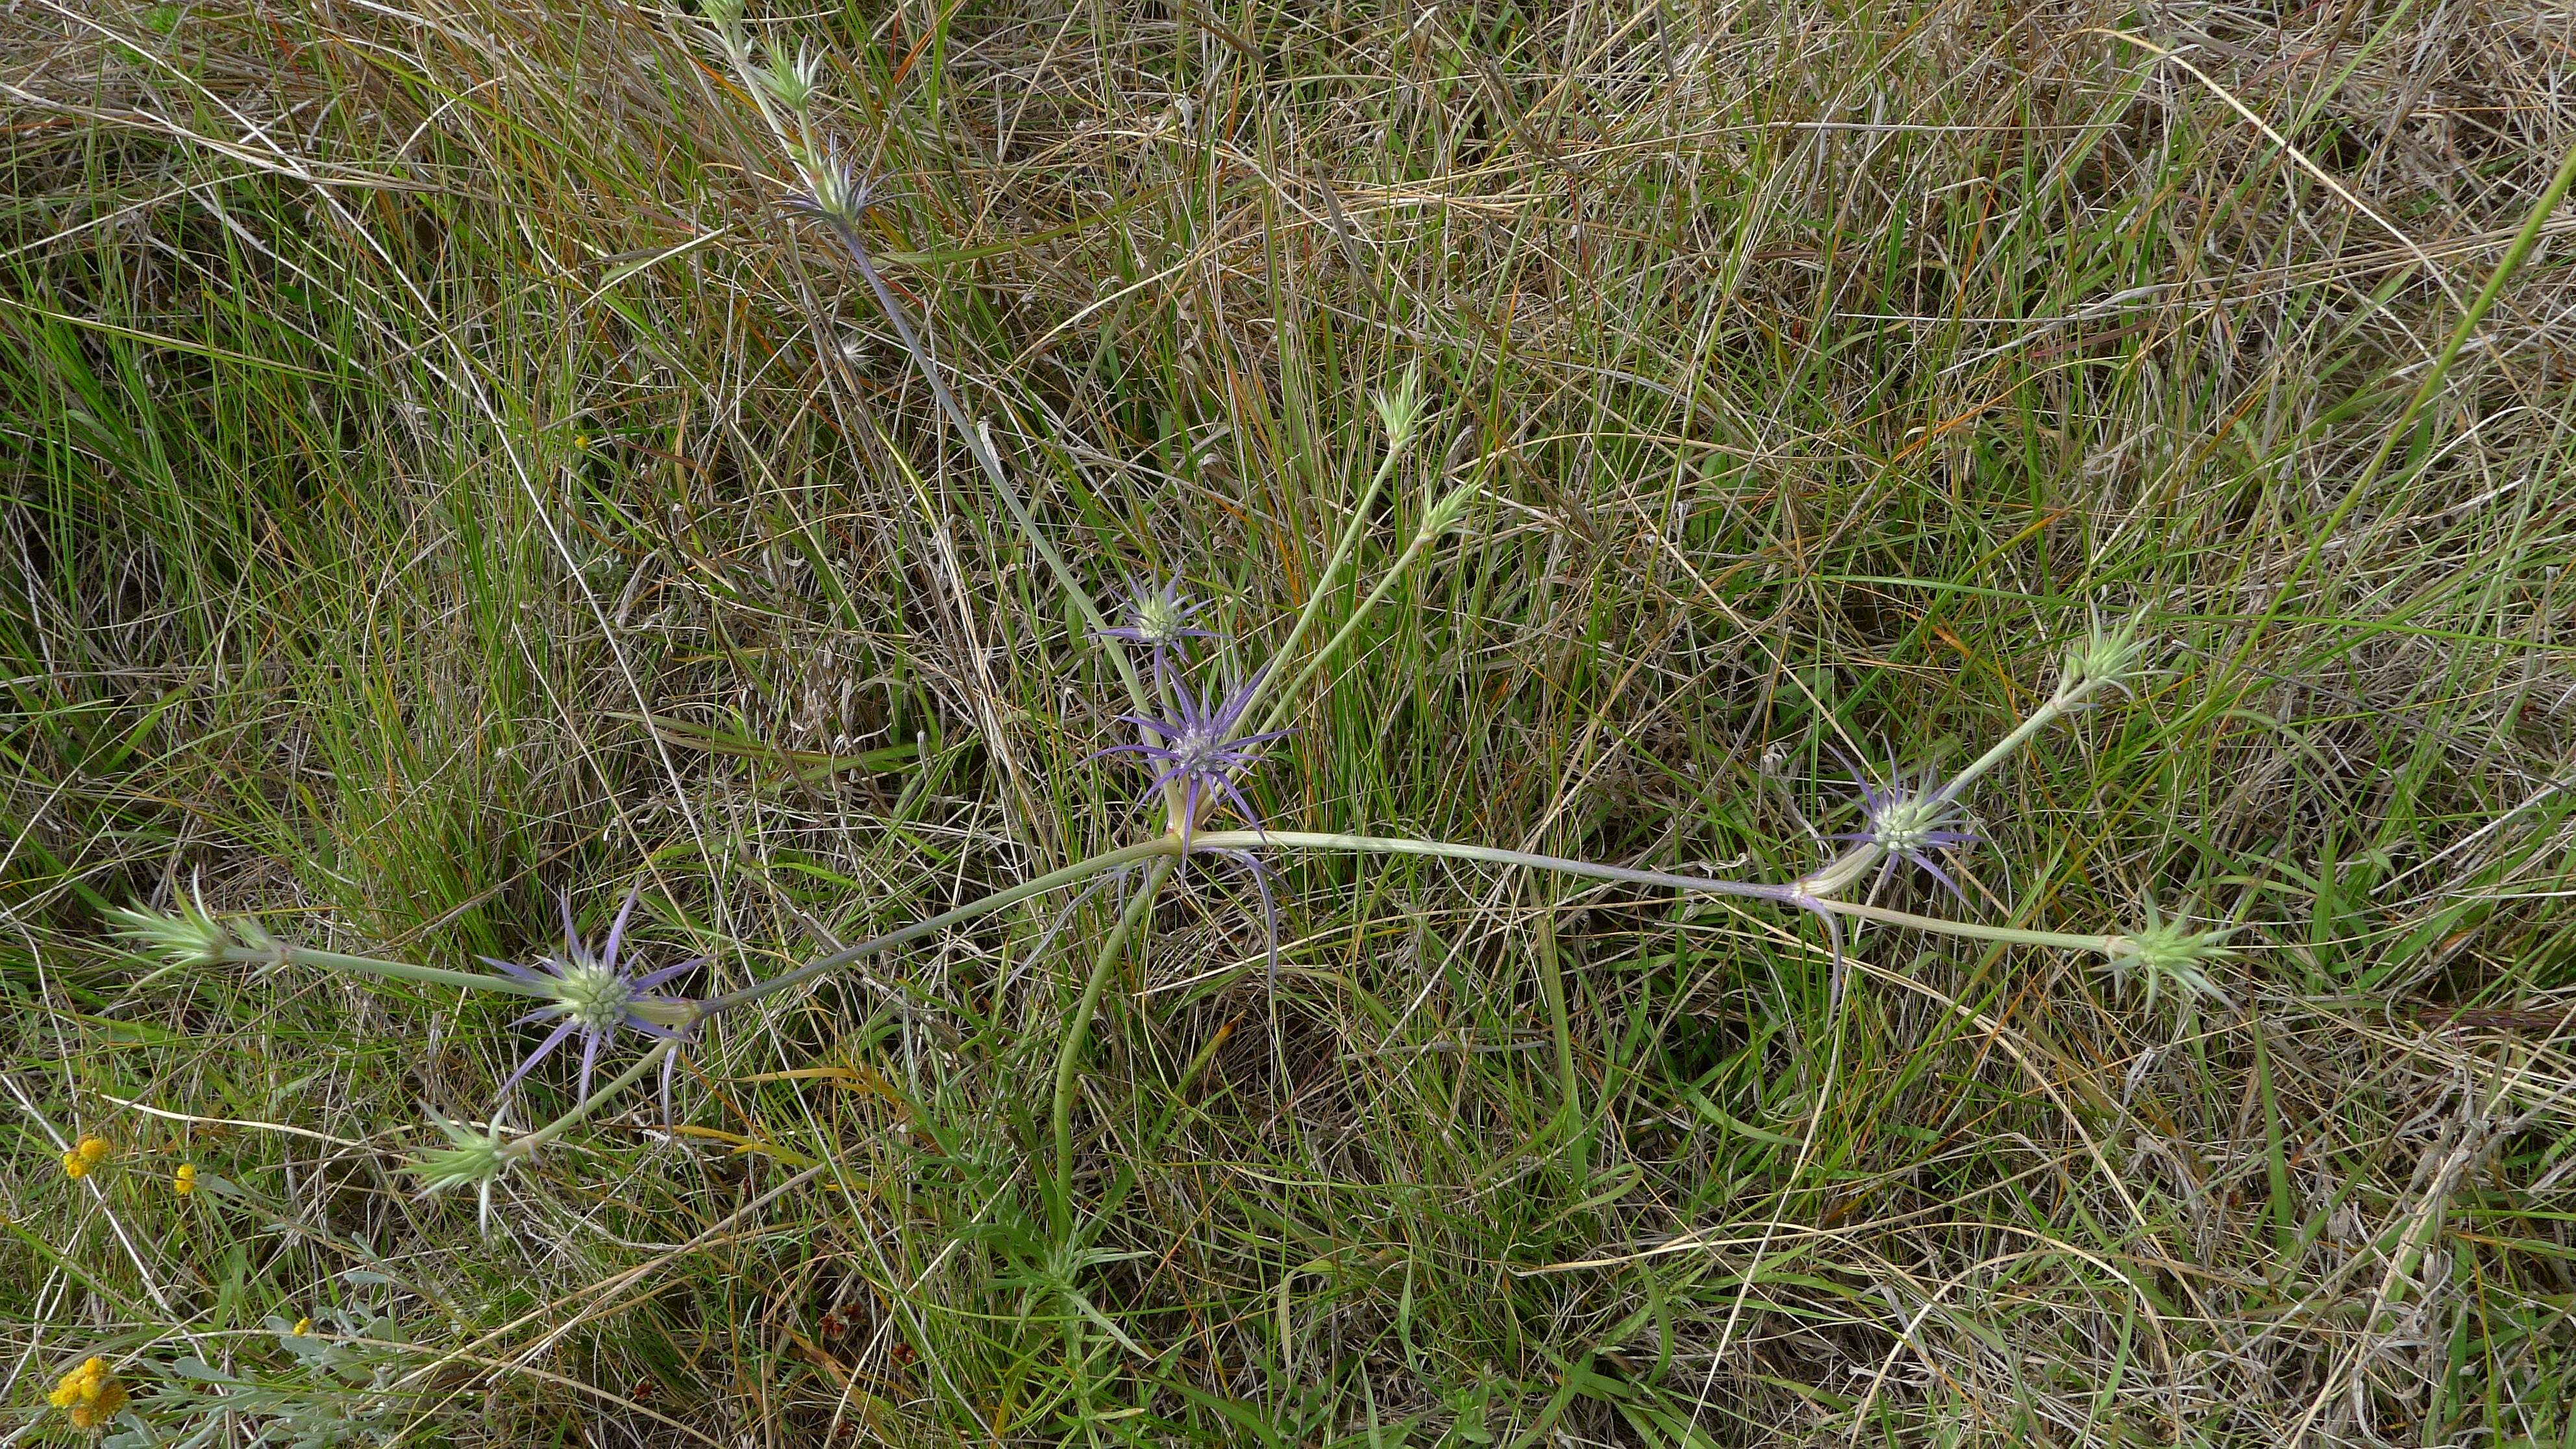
[2103,903,2231,1013]
[410,1111,517,1233]
[2057,613,2149,699]
[108,895,234,967]
[758,44,822,112]
[1370,365,1428,449]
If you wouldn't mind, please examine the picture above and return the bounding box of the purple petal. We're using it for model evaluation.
[576,1026,606,1104]
[481,955,545,983]
[500,1020,579,1098]
[1905,852,1970,904]
[1209,774,1270,835]
[634,955,706,991]
[601,887,641,972]
[1222,850,1282,989]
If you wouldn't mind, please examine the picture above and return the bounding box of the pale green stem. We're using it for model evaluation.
[1183,831,2132,957]
[1931,677,2105,804]
[504,1041,677,1158]
[1233,432,1410,732]
[1051,856,1174,1217]
[223,944,556,1000]
[1255,519,1446,739]
[712,21,1146,714]
[1798,898,2126,955]
[1187,830,1794,905]
[830,219,1149,715]
[1802,668,2121,898]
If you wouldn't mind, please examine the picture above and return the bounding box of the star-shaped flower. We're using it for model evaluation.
[485,890,701,1117]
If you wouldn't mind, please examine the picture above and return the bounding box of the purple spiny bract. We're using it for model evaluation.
[1835,765,1979,901]
[485,889,702,1116]
[785,142,878,227]
[1095,577,1218,654]
[1096,662,1290,844]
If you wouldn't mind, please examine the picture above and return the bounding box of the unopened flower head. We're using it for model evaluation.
[411,1109,514,1234]
[1096,577,1217,654]
[1096,662,1291,844]
[2104,902,2231,1013]
[485,889,702,1112]
[2057,612,2149,700]
[108,893,238,967]
[1836,763,1978,900]
[787,142,877,228]
[1418,483,1481,539]
[759,43,824,112]
[49,1357,127,1430]
[1371,365,1428,447]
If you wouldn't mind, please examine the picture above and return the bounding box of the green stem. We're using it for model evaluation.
[711,21,1145,715]
[832,220,1150,715]
[1184,831,2129,956]
[1052,856,1174,1218]
[1802,666,2120,898]
[1235,432,1410,732]
[508,1042,676,1156]
[1799,898,2125,955]
[1256,519,1446,739]
[228,945,556,1000]
[1189,830,1794,904]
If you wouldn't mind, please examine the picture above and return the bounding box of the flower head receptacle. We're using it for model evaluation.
[108,893,251,967]
[787,142,878,228]
[485,889,702,1114]
[49,1357,128,1430]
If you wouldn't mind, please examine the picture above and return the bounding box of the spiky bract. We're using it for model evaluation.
[485,889,700,1114]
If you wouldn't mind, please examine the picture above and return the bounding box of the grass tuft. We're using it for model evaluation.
[6,0,2576,1443]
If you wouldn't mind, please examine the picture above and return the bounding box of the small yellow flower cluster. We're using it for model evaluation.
[173,1163,197,1196]
[59,1138,109,1180]
[48,1356,128,1429]
[291,1317,313,1337]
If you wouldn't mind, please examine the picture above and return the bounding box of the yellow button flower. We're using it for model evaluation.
[60,1149,88,1180]
[77,1137,110,1164]
[48,1357,127,1429]
[291,1317,312,1337]
[173,1163,197,1196]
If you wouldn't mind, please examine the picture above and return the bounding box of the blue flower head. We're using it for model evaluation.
[1095,660,1292,985]
[485,889,702,1118]
[1095,577,1218,656]
[1834,758,1979,901]
[1096,662,1291,845]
